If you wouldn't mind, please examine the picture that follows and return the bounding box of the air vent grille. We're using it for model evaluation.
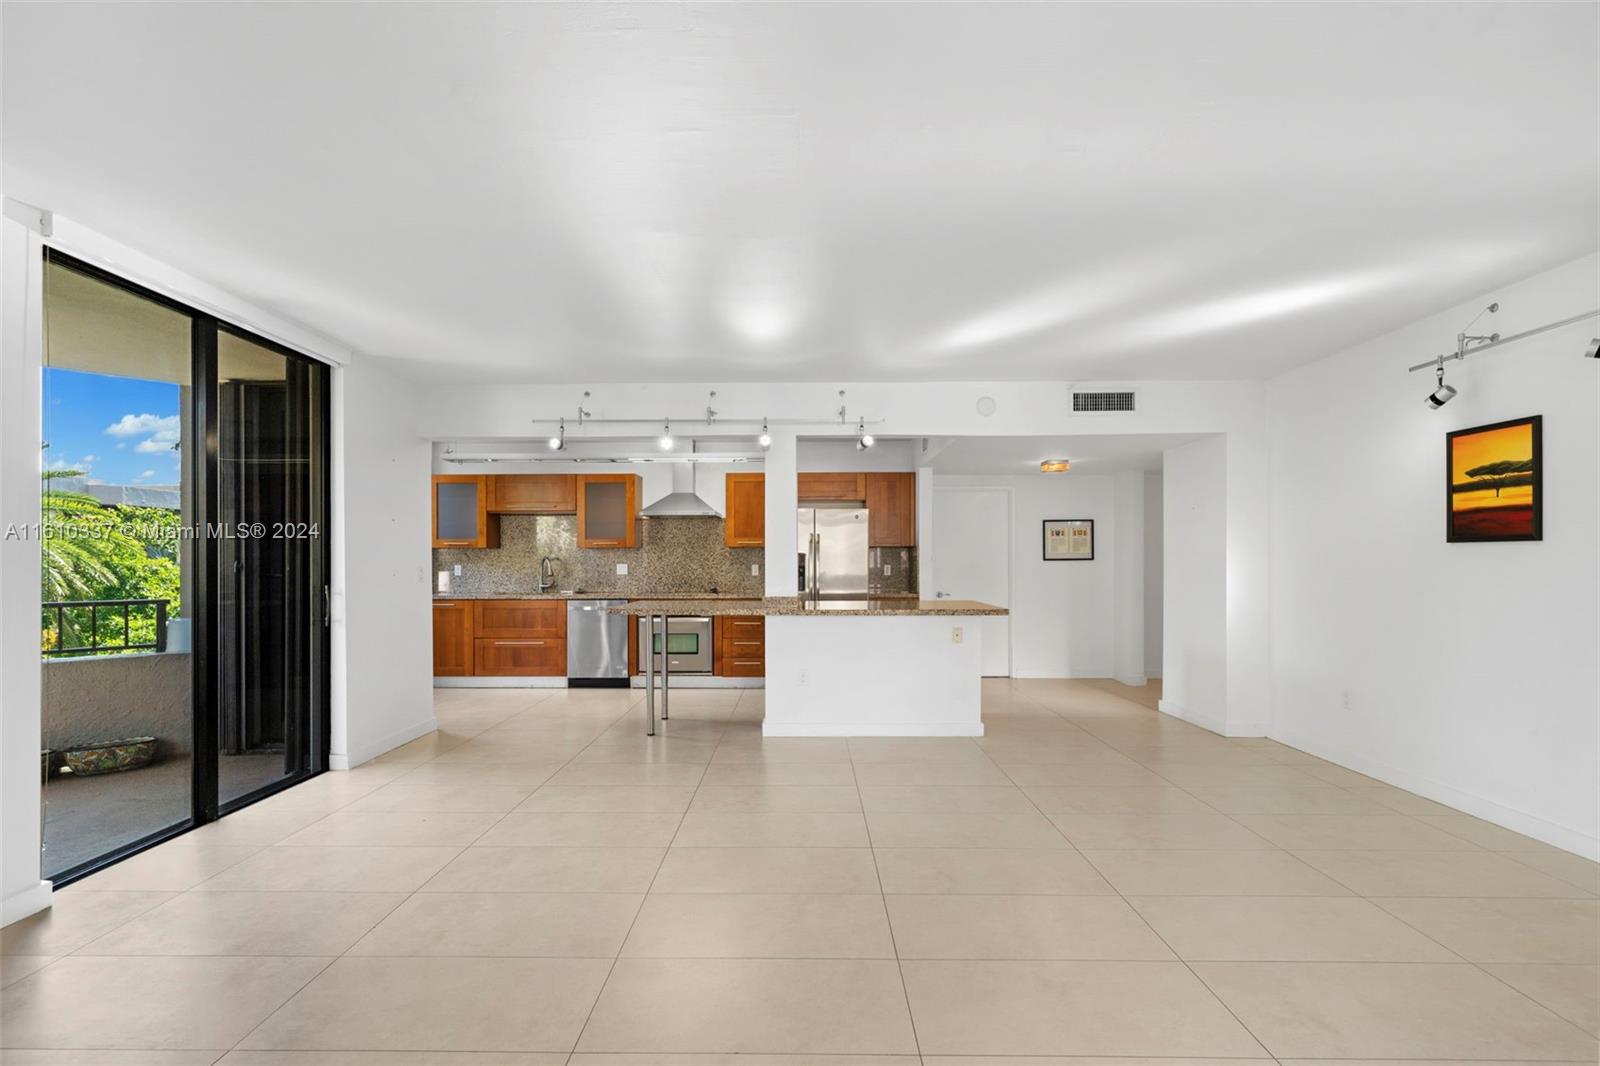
[1072,390,1136,413]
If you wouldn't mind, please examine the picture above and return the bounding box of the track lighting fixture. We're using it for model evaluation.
[1585,338,1600,360]
[856,418,875,451]
[757,419,772,450]
[658,419,674,451]
[547,417,566,451]
[1426,360,1457,410]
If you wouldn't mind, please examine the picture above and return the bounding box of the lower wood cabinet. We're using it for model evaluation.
[432,601,474,676]
[715,615,765,677]
[473,600,564,639]
[474,637,566,676]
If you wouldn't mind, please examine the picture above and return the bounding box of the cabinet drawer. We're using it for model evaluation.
[723,655,766,677]
[473,600,566,639]
[474,637,565,676]
[723,617,765,636]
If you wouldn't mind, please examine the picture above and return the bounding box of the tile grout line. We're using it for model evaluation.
[561,690,729,1066]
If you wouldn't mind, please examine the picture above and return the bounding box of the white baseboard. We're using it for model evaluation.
[2,880,53,927]
[762,721,984,737]
[1156,699,1264,738]
[631,676,764,689]
[330,715,438,770]
[433,677,568,688]
[1273,725,1600,861]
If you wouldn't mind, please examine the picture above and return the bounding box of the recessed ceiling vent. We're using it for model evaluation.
[1071,390,1137,413]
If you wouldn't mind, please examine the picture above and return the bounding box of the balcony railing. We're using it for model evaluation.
[42,598,169,657]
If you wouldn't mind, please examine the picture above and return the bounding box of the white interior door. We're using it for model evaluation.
[931,487,1010,676]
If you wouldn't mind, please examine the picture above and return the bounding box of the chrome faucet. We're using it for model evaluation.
[538,556,556,593]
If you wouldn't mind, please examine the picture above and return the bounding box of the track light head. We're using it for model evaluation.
[1585,337,1600,360]
[757,419,772,450]
[855,418,875,450]
[548,418,566,451]
[658,419,674,451]
[1425,361,1458,409]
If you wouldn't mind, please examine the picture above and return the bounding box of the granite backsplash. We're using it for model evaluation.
[432,514,916,597]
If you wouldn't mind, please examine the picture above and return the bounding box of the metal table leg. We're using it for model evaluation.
[660,615,670,722]
[645,613,656,736]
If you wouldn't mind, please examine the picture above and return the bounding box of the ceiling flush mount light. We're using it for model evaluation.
[658,419,674,451]
[1040,459,1071,473]
[547,417,566,451]
[757,419,772,450]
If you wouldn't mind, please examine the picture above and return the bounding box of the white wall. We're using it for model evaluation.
[1161,436,1229,731]
[934,473,1118,678]
[1112,469,1146,686]
[797,438,917,472]
[332,360,435,767]
[1269,252,1600,858]
[1143,471,1164,678]
[1,212,51,924]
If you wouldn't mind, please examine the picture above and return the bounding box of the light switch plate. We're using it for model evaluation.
[453,565,462,577]
[883,563,892,576]
[616,563,628,575]
[951,626,963,644]
[750,563,760,576]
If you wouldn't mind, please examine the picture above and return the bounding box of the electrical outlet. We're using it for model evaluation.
[616,563,629,575]
[883,563,892,577]
[453,565,462,577]
[751,563,760,576]
[951,626,963,644]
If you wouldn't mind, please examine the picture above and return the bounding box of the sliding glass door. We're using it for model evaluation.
[40,251,330,882]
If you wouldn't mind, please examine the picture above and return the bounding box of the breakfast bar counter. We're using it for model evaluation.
[613,597,1009,737]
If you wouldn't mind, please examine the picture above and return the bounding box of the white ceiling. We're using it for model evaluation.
[4,4,1596,385]
[930,435,1200,476]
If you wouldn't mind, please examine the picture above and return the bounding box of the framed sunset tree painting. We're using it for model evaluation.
[1446,415,1542,542]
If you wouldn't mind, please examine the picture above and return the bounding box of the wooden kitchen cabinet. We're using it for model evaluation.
[474,637,565,676]
[797,471,865,502]
[489,474,576,514]
[472,599,566,676]
[576,474,639,548]
[432,600,474,676]
[473,600,565,639]
[432,475,499,548]
[715,615,766,677]
[866,472,917,546]
[724,473,765,547]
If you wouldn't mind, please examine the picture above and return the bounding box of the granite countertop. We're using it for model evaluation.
[431,591,766,601]
[609,597,1008,617]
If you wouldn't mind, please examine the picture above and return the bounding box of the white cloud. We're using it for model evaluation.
[80,454,98,464]
[135,432,180,453]
[105,413,179,438]
[115,442,126,450]
[140,469,156,479]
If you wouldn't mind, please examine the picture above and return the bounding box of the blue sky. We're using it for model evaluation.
[43,368,183,486]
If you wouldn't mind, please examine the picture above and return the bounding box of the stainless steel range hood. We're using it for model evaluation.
[639,462,721,518]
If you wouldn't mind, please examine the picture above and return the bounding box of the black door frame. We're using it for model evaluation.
[41,249,331,885]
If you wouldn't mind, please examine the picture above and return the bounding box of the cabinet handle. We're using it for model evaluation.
[733,660,761,665]
[732,621,761,627]
[435,602,455,607]
[733,640,762,646]
[495,640,546,646]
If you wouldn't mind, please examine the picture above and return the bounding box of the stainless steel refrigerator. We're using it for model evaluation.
[797,506,870,599]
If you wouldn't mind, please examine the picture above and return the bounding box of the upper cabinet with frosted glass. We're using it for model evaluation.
[432,475,500,548]
[576,474,639,548]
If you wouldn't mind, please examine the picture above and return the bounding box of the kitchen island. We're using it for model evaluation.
[613,597,1008,737]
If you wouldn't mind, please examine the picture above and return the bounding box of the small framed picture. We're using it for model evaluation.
[1043,519,1094,561]
[1446,415,1542,542]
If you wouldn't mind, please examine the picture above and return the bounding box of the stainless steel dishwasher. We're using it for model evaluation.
[566,598,630,687]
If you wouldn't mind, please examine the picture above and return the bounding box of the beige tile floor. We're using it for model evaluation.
[3,678,1597,1066]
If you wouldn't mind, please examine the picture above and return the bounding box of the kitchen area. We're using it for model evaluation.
[431,450,1006,735]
